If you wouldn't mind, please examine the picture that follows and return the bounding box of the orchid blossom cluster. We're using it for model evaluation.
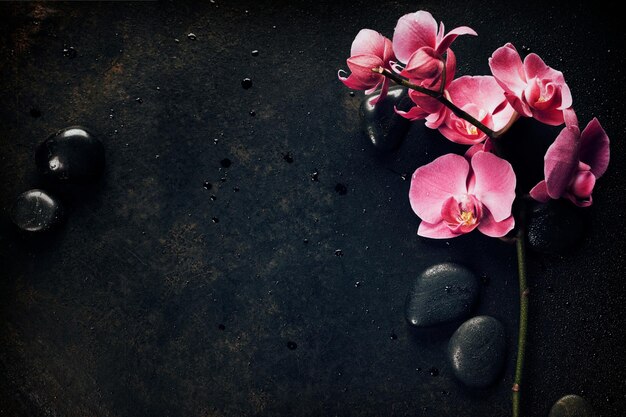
[339,11,610,240]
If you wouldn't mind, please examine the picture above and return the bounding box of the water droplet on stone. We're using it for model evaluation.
[282,152,294,163]
[135,97,143,104]
[287,341,297,350]
[210,195,217,201]
[249,110,256,116]
[187,33,197,40]
[354,281,361,288]
[35,126,105,183]
[220,158,232,168]
[303,238,309,244]
[349,91,355,97]
[429,367,439,377]
[251,49,259,56]
[390,333,398,340]
[334,249,344,257]
[203,181,212,190]
[10,189,63,232]
[241,78,252,89]
[233,186,239,192]
[212,217,219,223]
[311,171,319,182]
[63,46,77,58]
[335,183,348,195]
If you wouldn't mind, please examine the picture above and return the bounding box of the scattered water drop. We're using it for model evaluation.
[390,333,398,340]
[241,78,252,89]
[334,249,344,257]
[63,46,77,58]
[251,49,259,56]
[203,181,212,190]
[282,152,294,163]
[287,341,297,350]
[311,171,319,182]
[213,138,219,145]
[212,217,219,223]
[303,238,309,244]
[187,32,197,40]
[335,183,348,195]
[349,91,355,97]
[233,186,240,192]
[354,281,361,288]
[429,367,440,377]
[444,285,452,293]
[220,158,232,168]
[135,97,143,104]
[249,110,256,116]
[174,38,180,43]
[210,195,217,201]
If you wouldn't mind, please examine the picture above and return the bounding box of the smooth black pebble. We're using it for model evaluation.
[359,86,412,152]
[548,395,595,417]
[10,189,63,232]
[35,126,105,183]
[526,200,587,255]
[448,316,506,388]
[405,263,479,327]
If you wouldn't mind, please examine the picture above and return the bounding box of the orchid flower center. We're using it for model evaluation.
[458,209,477,226]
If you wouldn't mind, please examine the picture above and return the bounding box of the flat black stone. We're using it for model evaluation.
[448,316,506,388]
[526,200,587,255]
[549,395,595,417]
[405,263,479,327]
[359,86,412,152]
[10,189,63,232]
[35,126,105,183]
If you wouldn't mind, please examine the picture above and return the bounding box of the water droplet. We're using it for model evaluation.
[310,171,319,182]
[303,238,309,244]
[218,324,225,330]
[354,281,361,288]
[282,152,294,163]
[334,249,344,257]
[481,274,490,286]
[444,285,452,293]
[63,46,77,58]
[220,158,232,168]
[241,78,252,89]
[212,217,219,223]
[187,32,197,40]
[135,97,143,104]
[210,195,217,201]
[30,108,41,118]
[429,367,439,377]
[213,138,219,145]
[251,49,259,57]
[390,333,398,340]
[203,181,212,190]
[335,183,348,195]
[287,341,297,350]
[233,186,240,192]
[249,110,256,117]
[349,91,355,97]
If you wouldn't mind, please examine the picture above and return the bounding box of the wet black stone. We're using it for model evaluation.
[34,126,105,183]
[287,341,297,350]
[526,200,587,255]
[359,86,412,152]
[10,189,63,232]
[334,183,347,195]
[404,263,479,327]
[220,158,232,168]
[241,78,252,89]
[447,316,506,388]
[548,395,595,417]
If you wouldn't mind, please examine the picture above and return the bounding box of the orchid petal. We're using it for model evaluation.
[544,125,580,198]
[529,181,551,203]
[489,43,527,97]
[436,26,477,55]
[418,220,461,239]
[579,118,610,178]
[392,11,438,63]
[470,152,516,222]
[351,29,386,58]
[409,154,469,224]
[477,211,515,237]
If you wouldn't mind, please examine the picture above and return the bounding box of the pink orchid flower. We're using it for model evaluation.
[395,89,447,128]
[438,76,516,145]
[409,152,516,239]
[489,43,572,126]
[530,112,610,207]
[392,11,476,86]
[338,29,395,105]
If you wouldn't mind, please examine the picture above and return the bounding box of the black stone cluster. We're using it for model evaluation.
[10,126,105,232]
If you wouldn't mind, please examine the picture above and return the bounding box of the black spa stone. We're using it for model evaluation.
[35,126,105,183]
[10,189,63,232]
[404,263,479,327]
[548,395,595,417]
[447,315,506,388]
[526,200,586,255]
[359,86,413,152]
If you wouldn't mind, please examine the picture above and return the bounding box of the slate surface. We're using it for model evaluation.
[0,1,624,416]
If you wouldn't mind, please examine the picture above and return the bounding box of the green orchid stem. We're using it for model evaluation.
[374,67,497,139]
[513,225,529,417]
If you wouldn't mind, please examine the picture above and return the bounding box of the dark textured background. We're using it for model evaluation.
[0,1,624,416]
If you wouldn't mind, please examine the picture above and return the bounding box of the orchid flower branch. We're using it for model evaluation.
[339,10,610,417]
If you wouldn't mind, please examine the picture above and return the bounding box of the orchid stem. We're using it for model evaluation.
[513,223,529,417]
[373,67,496,139]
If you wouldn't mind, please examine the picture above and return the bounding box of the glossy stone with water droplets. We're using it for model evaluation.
[548,395,595,417]
[359,86,412,152]
[10,189,63,232]
[447,315,505,388]
[35,126,105,183]
[405,263,479,327]
[526,200,587,255]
